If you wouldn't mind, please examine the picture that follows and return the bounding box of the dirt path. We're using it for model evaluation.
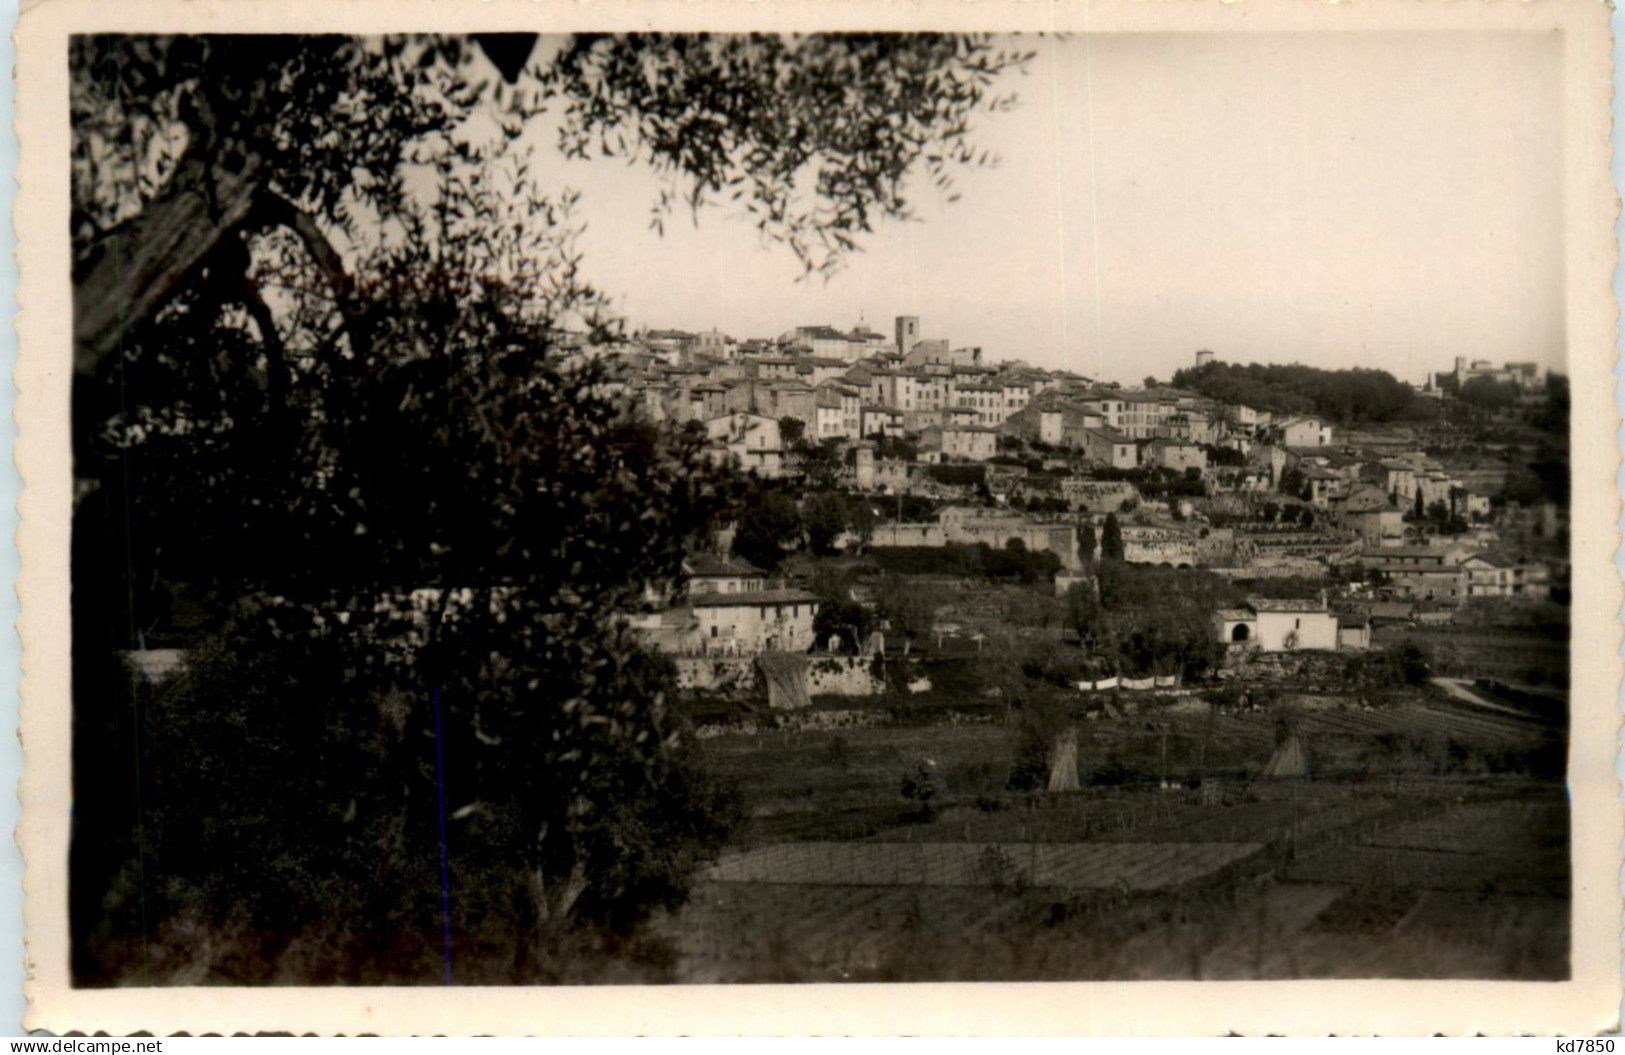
[1428,677,1535,718]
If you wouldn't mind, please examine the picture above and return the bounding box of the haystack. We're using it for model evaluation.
[1047,726,1081,792]
[756,652,811,711]
[1263,726,1310,777]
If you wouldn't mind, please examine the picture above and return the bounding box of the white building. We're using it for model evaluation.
[920,423,998,461]
[704,412,784,476]
[1213,598,1342,651]
[1277,417,1334,448]
[633,554,822,655]
[1082,427,1139,470]
[691,588,822,654]
[813,381,863,440]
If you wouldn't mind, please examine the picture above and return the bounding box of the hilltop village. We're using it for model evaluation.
[567,316,1566,690]
[581,317,1572,983]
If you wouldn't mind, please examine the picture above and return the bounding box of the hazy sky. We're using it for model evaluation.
[543,33,1564,384]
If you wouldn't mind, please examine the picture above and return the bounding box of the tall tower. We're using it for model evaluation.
[1195,349,1215,369]
[895,315,921,355]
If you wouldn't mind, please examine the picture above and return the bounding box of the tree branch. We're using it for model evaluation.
[73,153,263,377]
[235,269,293,416]
[248,192,373,362]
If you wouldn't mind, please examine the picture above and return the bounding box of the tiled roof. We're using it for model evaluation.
[690,588,822,608]
[1245,597,1328,613]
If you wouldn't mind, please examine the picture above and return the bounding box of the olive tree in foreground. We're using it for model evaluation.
[70,33,1030,983]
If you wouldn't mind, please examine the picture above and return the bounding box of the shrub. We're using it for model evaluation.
[900,759,940,822]
[1005,692,1074,792]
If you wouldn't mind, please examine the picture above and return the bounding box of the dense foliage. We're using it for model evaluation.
[74,164,753,982]
[924,463,988,487]
[1171,361,1435,425]
[1067,563,1236,679]
[71,32,1031,984]
[868,542,1061,583]
[801,491,877,556]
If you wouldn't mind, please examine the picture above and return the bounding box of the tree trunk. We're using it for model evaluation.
[73,152,263,377]
[527,825,589,936]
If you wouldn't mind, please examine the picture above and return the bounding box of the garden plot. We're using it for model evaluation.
[661,882,1037,983]
[1284,792,1568,895]
[1285,843,1564,897]
[1370,802,1566,852]
[705,840,1263,891]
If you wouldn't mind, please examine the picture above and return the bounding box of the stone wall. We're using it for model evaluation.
[872,522,948,547]
[1060,479,1139,513]
[674,656,758,693]
[673,652,884,701]
[805,654,885,697]
[1218,647,1352,684]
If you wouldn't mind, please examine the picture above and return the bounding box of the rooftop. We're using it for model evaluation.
[1360,546,1457,560]
[686,553,767,579]
[1461,551,1516,568]
[1246,597,1329,613]
[689,588,822,608]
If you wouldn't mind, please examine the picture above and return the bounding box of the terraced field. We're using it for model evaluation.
[1284,796,1569,898]
[708,840,1263,890]
[669,685,1569,982]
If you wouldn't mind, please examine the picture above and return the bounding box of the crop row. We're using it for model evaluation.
[705,840,1264,891]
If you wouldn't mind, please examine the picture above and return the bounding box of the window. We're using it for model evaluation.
[710,625,718,638]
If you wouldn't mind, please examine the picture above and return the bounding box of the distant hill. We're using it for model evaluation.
[1170,360,1437,425]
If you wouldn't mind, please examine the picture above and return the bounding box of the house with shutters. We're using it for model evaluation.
[1140,437,1208,473]
[1358,544,1475,604]
[1339,486,1407,547]
[1081,427,1139,470]
[630,554,821,656]
[813,380,863,439]
[919,423,998,462]
[860,404,905,438]
[1460,552,1552,600]
[690,588,822,655]
[704,412,784,477]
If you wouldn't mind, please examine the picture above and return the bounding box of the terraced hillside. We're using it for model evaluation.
[659,687,1568,983]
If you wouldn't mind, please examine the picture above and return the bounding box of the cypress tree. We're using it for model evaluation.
[1102,513,1125,562]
